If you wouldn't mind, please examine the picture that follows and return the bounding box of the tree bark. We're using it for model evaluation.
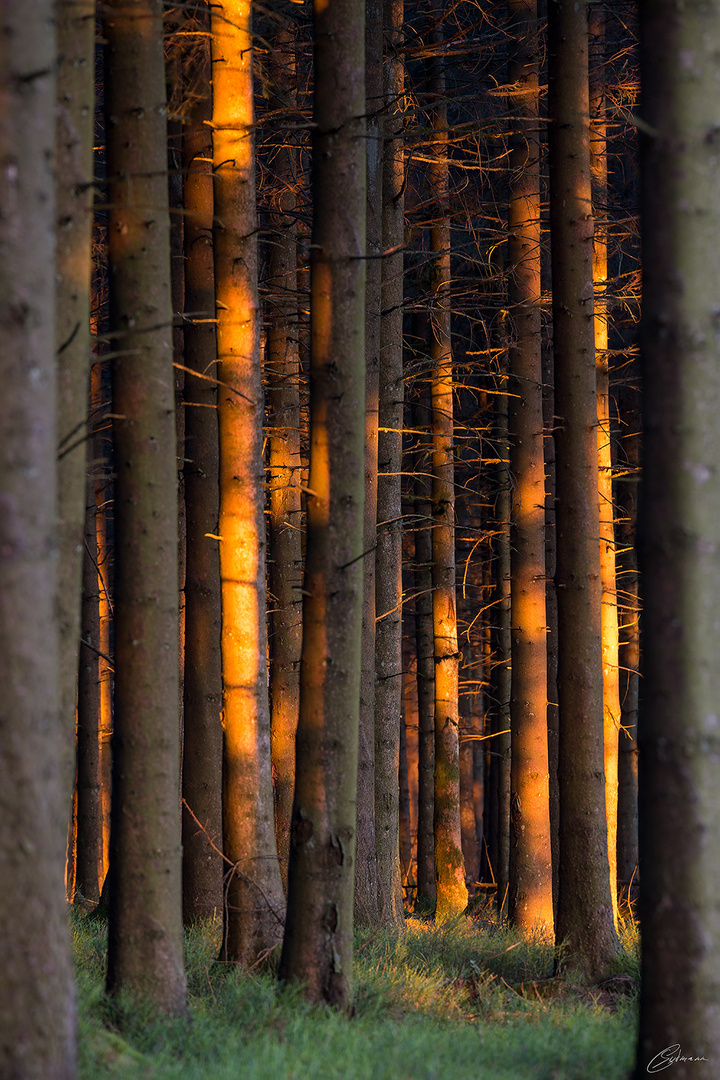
[413,389,436,913]
[104,0,187,1014]
[547,0,620,982]
[374,0,405,929]
[355,0,382,927]
[636,3,720,1073]
[0,3,77,1072]
[428,19,468,920]
[506,0,553,938]
[589,5,620,929]
[279,0,366,1009]
[266,20,304,900]
[56,0,96,812]
[181,1,224,923]
[211,0,286,963]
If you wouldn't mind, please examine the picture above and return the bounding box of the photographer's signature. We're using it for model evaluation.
[647,1045,708,1073]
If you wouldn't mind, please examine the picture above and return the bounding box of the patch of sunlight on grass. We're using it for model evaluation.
[73,910,637,1080]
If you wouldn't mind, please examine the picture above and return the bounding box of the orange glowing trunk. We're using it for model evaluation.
[506,0,554,938]
[211,0,286,963]
[429,18,468,920]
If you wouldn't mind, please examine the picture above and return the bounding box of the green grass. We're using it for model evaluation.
[73,908,638,1080]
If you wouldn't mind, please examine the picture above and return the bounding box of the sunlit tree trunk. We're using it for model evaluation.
[374,0,405,928]
[181,1,224,923]
[636,4,720,1074]
[279,0,366,1009]
[76,463,104,904]
[267,21,303,899]
[428,20,468,920]
[506,0,553,938]
[0,4,77,1072]
[616,420,639,887]
[355,0,382,926]
[412,390,436,914]
[104,0,187,1014]
[211,0,286,962]
[495,367,512,914]
[589,6,620,929]
[547,0,620,982]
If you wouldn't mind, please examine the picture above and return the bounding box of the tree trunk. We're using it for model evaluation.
[75,464,104,904]
[355,0,382,927]
[589,5,620,929]
[413,390,436,913]
[636,3,720,1073]
[506,0,553,938]
[266,21,304,900]
[56,0,96,811]
[181,2,224,923]
[547,0,620,982]
[104,0,187,1014]
[0,3,77,1072]
[428,20,468,920]
[211,0,286,963]
[279,0,366,1009]
[374,0,405,929]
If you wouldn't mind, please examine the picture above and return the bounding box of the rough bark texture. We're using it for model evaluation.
[506,0,553,938]
[413,392,436,913]
[374,0,405,929]
[589,7,620,929]
[494,365,512,914]
[636,4,720,1074]
[181,7,224,923]
[428,24,468,920]
[548,0,620,982]
[616,421,639,887]
[0,4,77,1073]
[211,0,286,963]
[355,0,382,927]
[75,464,103,903]
[56,0,96,806]
[267,21,303,899]
[104,0,187,1014]
[278,0,366,1008]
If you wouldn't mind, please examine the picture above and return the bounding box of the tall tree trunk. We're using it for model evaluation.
[104,0,187,1014]
[56,0,96,809]
[589,5,620,929]
[0,3,77,1072]
[428,18,468,920]
[279,0,366,1009]
[374,0,405,928]
[75,464,104,904]
[267,20,304,899]
[616,421,639,887]
[547,0,620,982]
[506,0,553,938]
[355,0,382,927]
[494,364,512,914]
[636,3,720,1073]
[211,0,286,963]
[413,390,436,913]
[181,1,224,923]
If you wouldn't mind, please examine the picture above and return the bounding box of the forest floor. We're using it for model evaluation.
[74,902,638,1080]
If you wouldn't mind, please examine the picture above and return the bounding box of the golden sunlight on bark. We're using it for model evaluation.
[590,6,620,930]
[212,0,285,964]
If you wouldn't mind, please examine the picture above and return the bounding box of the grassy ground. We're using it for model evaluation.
[74,907,639,1080]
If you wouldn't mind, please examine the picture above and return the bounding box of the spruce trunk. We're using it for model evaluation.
[279,0,366,1009]
[547,0,620,982]
[211,0,286,962]
[104,0,187,1014]
[636,2,720,1073]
